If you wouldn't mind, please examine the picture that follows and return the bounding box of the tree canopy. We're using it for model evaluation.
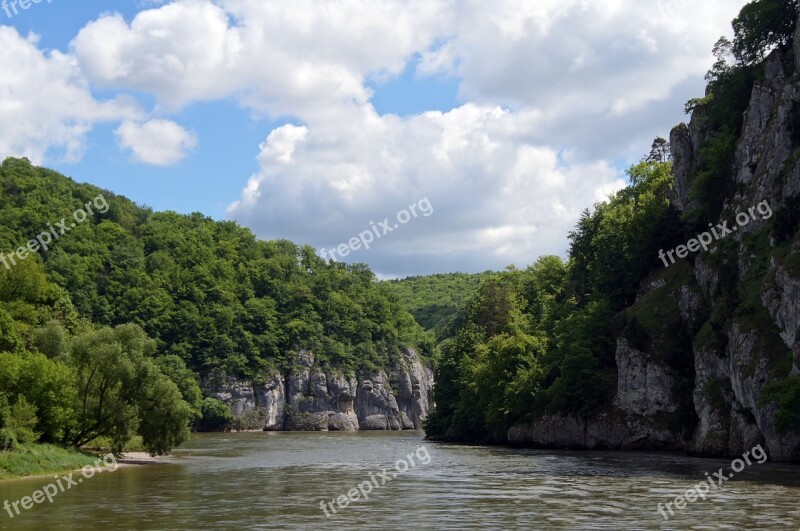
[732,0,799,64]
[425,160,683,442]
[0,157,433,453]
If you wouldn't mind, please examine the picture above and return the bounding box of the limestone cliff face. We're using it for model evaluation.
[685,50,800,461]
[510,44,800,461]
[206,348,434,432]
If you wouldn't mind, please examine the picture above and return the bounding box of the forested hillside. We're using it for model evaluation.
[424,160,682,441]
[0,158,433,454]
[385,272,494,340]
[426,0,800,461]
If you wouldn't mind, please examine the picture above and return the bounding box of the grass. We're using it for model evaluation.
[81,435,145,453]
[0,443,97,481]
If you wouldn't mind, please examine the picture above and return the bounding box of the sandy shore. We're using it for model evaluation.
[2,452,171,482]
[117,452,172,466]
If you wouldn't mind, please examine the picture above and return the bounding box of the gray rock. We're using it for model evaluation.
[795,13,800,74]
[762,257,800,349]
[508,411,681,451]
[614,339,677,416]
[669,123,693,211]
[206,348,434,433]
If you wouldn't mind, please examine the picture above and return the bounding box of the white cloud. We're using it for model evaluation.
[416,0,742,159]
[74,0,733,274]
[228,104,625,276]
[2,0,747,274]
[115,119,197,165]
[72,0,452,116]
[0,27,140,164]
[72,1,245,110]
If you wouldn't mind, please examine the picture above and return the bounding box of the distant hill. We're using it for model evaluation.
[385,272,495,340]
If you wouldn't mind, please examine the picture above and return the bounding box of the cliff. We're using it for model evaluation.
[206,348,434,431]
[509,40,800,460]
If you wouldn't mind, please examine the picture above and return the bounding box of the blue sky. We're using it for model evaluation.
[2,0,461,219]
[0,0,742,276]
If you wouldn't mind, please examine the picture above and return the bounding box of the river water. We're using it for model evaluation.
[0,431,799,530]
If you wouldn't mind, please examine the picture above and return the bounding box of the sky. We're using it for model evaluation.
[0,0,744,277]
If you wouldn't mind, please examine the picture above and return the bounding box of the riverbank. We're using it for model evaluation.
[0,443,170,481]
[0,443,98,481]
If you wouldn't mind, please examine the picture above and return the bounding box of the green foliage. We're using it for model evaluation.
[0,157,433,453]
[386,272,493,340]
[199,398,235,432]
[732,0,799,65]
[0,443,97,480]
[569,161,681,310]
[428,160,686,442]
[0,158,430,382]
[137,375,194,456]
[0,351,75,444]
[539,348,605,416]
[760,377,800,433]
[0,395,39,450]
[33,320,69,358]
[64,324,194,455]
[6,398,40,445]
[156,355,203,421]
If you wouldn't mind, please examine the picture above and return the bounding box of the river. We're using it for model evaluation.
[1,431,799,530]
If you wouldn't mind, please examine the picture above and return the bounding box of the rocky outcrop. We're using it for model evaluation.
[669,49,800,461]
[509,47,800,461]
[668,105,711,215]
[795,12,800,74]
[207,348,434,432]
[508,411,680,450]
[614,339,679,417]
[510,303,686,452]
[763,257,800,355]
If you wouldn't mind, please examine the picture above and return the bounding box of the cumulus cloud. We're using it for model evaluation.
[0,27,140,164]
[115,119,197,165]
[5,0,745,274]
[72,0,451,116]
[72,1,245,110]
[219,0,738,274]
[228,104,625,276]
[418,0,742,159]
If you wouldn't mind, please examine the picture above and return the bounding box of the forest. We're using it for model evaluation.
[0,158,433,455]
[424,0,800,443]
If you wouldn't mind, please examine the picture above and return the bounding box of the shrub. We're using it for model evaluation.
[199,398,235,432]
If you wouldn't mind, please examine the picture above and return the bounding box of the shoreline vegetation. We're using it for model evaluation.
[0,438,168,481]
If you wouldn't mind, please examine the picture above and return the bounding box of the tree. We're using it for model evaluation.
[732,0,799,64]
[64,324,193,455]
[706,37,734,83]
[155,355,203,421]
[0,395,39,449]
[645,137,671,163]
[199,398,235,432]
